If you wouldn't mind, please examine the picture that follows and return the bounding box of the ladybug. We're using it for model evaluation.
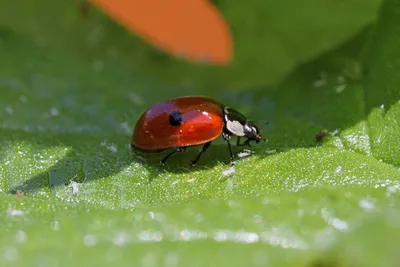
[130,96,266,166]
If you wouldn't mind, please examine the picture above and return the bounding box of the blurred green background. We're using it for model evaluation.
[0,0,400,266]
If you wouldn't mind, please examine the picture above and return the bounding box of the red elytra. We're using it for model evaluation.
[131,96,265,166]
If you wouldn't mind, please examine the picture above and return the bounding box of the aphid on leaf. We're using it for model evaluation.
[315,128,328,142]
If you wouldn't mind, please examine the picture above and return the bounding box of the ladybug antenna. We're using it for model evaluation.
[258,121,270,131]
[251,120,268,143]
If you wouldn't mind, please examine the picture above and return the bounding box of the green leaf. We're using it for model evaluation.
[0,0,383,90]
[1,188,400,267]
[1,0,400,265]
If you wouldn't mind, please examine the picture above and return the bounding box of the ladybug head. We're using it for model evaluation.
[223,107,266,143]
[244,121,265,143]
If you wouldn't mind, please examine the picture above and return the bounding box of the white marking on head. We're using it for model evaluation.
[226,120,245,136]
[244,125,253,134]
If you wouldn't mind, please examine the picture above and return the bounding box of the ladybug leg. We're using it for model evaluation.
[191,142,212,166]
[160,147,186,166]
[236,137,252,148]
[223,133,235,166]
[244,139,252,148]
[236,137,241,146]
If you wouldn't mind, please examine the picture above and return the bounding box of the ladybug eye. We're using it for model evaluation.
[169,110,183,126]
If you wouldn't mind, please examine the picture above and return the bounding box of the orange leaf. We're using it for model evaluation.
[87,0,233,65]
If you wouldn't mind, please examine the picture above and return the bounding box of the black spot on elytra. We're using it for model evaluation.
[169,110,183,127]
